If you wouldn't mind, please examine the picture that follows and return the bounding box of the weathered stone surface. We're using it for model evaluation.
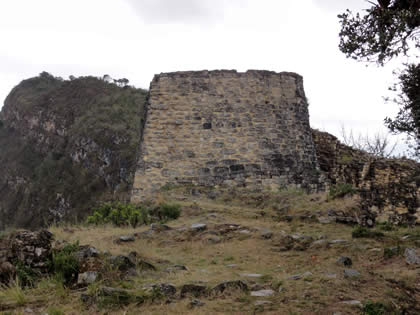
[180,284,208,298]
[131,70,321,201]
[0,230,53,276]
[190,223,207,232]
[75,246,99,261]
[118,235,135,242]
[251,289,275,297]
[312,129,420,225]
[344,269,361,278]
[107,255,136,272]
[211,280,248,294]
[77,271,98,286]
[404,248,420,265]
[147,283,177,297]
[336,256,353,266]
[272,233,314,251]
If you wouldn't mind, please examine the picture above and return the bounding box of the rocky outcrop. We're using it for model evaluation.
[312,129,420,224]
[0,72,147,229]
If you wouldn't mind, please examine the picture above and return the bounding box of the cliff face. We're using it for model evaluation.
[131,70,322,201]
[312,129,420,225]
[0,73,147,229]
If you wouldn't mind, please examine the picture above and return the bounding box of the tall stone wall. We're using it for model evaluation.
[131,70,321,201]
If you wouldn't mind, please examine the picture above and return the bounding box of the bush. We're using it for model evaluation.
[15,261,40,287]
[378,221,395,231]
[362,301,388,315]
[352,226,384,239]
[86,202,149,228]
[154,203,181,222]
[86,202,181,227]
[383,246,404,259]
[51,242,80,284]
[329,183,356,199]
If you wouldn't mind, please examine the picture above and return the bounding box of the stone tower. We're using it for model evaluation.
[131,70,320,202]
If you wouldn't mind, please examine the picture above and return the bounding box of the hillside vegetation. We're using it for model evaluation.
[0,187,419,314]
[0,72,147,229]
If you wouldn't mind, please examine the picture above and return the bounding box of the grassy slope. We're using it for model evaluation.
[2,188,419,314]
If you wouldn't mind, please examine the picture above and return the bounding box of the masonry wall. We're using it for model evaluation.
[131,70,321,201]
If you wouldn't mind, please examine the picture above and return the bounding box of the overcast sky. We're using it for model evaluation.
[0,0,408,144]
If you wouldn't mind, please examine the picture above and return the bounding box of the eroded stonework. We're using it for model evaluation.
[131,70,321,201]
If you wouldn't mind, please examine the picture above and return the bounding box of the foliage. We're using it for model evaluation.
[51,242,80,284]
[86,202,181,227]
[385,64,420,155]
[352,226,385,238]
[153,203,182,222]
[338,2,420,65]
[383,245,404,259]
[338,1,420,156]
[15,261,40,287]
[86,202,149,227]
[0,280,27,307]
[47,307,65,315]
[362,301,388,315]
[329,183,356,199]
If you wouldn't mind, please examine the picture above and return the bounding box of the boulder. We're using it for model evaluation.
[336,256,353,266]
[344,269,361,279]
[77,271,98,286]
[211,280,248,294]
[404,248,420,265]
[180,284,208,298]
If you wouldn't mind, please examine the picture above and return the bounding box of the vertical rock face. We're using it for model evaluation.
[131,70,321,201]
[0,73,147,229]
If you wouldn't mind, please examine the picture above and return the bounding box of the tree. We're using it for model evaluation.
[338,1,420,154]
[340,125,398,158]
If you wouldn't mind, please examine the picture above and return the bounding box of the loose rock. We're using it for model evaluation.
[211,280,248,294]
[336,256,352,266]
[119,235,135,242]
[77,271,98,286]
[404,248,420,265]
[190,223,207,232]
[344,269,361,279]
[251,289,275,297]
[180,284,208,298]
[190,299,205,307]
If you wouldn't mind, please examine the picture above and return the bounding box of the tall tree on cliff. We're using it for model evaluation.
[338,0,420,155]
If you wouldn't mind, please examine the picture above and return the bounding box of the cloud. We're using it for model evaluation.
[312,0,369,13]
[124,0,230,24]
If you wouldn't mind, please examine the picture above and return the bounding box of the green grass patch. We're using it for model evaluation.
[352,226,384,239]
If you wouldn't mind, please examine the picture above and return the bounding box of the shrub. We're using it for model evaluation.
[378,221,395,231]
[352,226,384,239]
[86,202,180,227]
[86,202,149,228]
[15,261,40,287]
[154,203,181,222]
[362,301,388,315]
[383,246,404,259]
[51,242,80,284]
[329,183,356,199]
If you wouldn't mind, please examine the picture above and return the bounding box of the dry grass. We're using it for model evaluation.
[4,187,420,314]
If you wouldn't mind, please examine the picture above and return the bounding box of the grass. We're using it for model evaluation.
[3,187,420,314]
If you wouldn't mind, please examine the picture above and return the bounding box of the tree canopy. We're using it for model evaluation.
[338,0,420,156]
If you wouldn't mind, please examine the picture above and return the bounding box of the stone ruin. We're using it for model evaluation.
[131,70,321,202]
[130,69,420,224]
